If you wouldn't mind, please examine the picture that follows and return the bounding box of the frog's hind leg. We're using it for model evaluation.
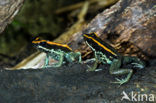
[110,59,133,85]
[123,56,145,69]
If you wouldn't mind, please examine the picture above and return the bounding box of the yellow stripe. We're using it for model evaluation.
[93,32,99,37]
[84,34,117,56]
[32,40,47,44]
[46,41,72,51]
[32,40,72,51]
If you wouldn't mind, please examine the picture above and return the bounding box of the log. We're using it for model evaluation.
[0,63,155,102]
[0,0,24,34]
[69,0,156,59]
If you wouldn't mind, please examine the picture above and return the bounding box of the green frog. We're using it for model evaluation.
[83,33,145,85]
[32,37,82,68]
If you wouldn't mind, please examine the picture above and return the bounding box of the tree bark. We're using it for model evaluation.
[0,0,24,34]
[0,63,155,103]
[69,0,156,59]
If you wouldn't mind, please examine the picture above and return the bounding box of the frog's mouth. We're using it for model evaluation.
[37,45,52,53]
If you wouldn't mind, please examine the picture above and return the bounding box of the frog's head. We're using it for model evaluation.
[32,37,49,52]
[83,32,99,46]
[83,32,99,40]
[83,32,98,38]
[32,37,44,47]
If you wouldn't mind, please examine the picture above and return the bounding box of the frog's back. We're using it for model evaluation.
[32,37,72,53]
[44,42,72,52]
[83,33,120,59]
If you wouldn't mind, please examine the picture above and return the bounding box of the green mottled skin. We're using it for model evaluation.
[36,45,82,68]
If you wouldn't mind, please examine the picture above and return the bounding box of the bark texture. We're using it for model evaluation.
[0,63,155,103]
[69,0,156,59]
[0,0,24,34]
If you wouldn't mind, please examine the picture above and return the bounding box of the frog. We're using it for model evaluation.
[83,32,145,85]
[32,37,82,68]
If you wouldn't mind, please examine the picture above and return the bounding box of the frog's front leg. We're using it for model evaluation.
[44,51,64,68]
[65,52,82,63]
[51,51,64,67]
[72,52,82,63]
[83,58,96,63]
[110,58,133,85]
[77,52,82,63]
[44,53,50,67]
[86,52,99,71]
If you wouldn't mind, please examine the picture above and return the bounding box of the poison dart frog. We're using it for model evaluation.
[83,33,145,85]
[32,37,82,68]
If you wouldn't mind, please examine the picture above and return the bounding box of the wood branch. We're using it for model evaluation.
[55,0,119,14]
[0,0,24,34]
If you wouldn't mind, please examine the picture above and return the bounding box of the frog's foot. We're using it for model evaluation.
[43,65,52,68]
[95,68,102,72]
[43,62,62,68]
[86,65,102,72]
[86,65,95,71]
[111,78,129,85]
[83,58,96,64]
[86,60,98,72]
[51,62,62,67]
[131,63,145,69]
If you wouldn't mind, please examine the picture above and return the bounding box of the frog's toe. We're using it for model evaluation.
[86,65,92,72]
[111,78,128,85]
[95,68,102,72]
[43,65,51,68]
[131,63,144,69]
[86,65,97,72]
[52,64,61,67]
